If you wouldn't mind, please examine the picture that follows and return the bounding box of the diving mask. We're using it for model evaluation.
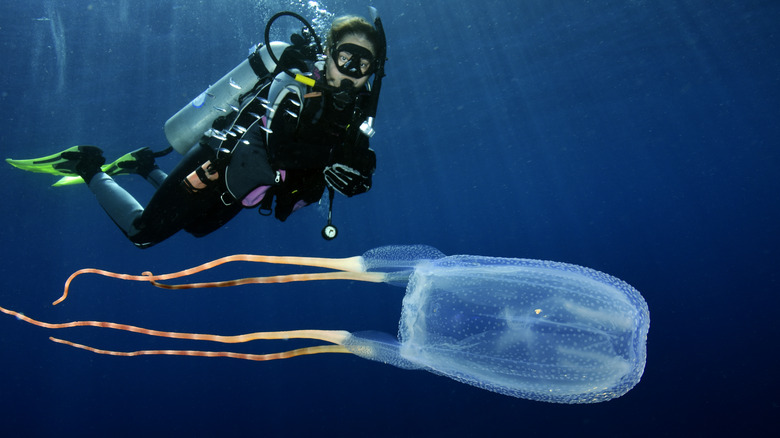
[331,43,375,79]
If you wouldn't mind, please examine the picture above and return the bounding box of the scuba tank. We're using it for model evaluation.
[164,41,290,155]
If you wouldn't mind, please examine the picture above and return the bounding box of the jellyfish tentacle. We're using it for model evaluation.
[150,271,386,289]
[54,254,369,305]
[50,338,351,361]
[2,305,354,362]
[1,305,351,344]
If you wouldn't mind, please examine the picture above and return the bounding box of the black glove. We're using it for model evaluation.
[323,164,371,197]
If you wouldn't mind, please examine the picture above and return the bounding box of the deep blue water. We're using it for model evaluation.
[1,1,778,436]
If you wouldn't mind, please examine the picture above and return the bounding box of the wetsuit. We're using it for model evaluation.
[89,65,376,249]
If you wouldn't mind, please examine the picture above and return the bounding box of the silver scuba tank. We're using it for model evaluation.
[164,41,290,155]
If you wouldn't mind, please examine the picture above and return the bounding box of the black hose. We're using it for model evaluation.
[263,11,323,67]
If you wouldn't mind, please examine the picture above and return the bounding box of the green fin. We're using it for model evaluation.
[6,145,96,176]
[48,149,142,186]
[51,175,85,187]
[10,146,169,187]
[51,147,158,186]
[9,146,162,187]
[102,147,151,177]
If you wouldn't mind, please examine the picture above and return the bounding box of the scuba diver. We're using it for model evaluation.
[7,11,387,248]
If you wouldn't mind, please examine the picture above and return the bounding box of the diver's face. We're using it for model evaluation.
[325,34,375,89]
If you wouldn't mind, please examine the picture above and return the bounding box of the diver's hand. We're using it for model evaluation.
[324,164,371,197]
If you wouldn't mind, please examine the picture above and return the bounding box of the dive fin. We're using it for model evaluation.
[11,146,172,187]
[6,145,101,176]
[49,147,150,187]
[51,175,84,187]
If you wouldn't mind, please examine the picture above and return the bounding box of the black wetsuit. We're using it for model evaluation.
[89,70,376,249]
[128,143,244,246]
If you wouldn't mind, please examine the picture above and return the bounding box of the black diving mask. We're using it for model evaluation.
[331,43,375,79]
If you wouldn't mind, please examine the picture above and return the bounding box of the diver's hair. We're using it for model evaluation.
[327,15,379,55]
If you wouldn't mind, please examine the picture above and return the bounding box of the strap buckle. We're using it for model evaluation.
[220,191,235,206]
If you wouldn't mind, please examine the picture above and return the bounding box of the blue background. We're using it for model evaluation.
[1,0,778,436]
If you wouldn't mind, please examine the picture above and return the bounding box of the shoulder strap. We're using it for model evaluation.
[264,69,309,140]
